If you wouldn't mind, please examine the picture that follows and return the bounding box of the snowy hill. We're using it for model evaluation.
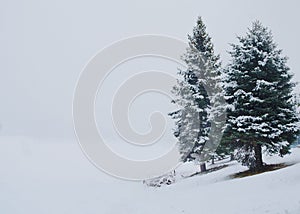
[0,137,300,214]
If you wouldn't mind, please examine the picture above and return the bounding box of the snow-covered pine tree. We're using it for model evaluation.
[170,17,225,171]
[224,21,299,170]
[291,93,300,146]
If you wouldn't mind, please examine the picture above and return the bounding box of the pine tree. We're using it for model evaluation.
[170,17,225,171]
[224,21,299,170]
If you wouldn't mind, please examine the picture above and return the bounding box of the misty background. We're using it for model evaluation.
[1,0,300,142]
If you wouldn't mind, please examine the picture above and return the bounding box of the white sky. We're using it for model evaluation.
[1,0,300,140]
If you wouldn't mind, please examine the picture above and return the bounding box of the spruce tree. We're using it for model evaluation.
[170,17,225,171]
[224,21,299,170]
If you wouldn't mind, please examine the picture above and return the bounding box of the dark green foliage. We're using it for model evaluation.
[170,17,223,164]
[223,21,299,169]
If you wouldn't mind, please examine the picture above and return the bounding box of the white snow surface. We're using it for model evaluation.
[1,136,300,214]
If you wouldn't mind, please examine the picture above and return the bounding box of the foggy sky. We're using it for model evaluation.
[1,0,300,140]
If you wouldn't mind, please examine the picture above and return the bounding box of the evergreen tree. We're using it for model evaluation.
[224,21,299,170]
[170,17,225,171]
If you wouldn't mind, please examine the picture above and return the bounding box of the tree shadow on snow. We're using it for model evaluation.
[231,163,294,179]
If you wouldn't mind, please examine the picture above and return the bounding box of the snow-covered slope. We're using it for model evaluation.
[0,137,300,214]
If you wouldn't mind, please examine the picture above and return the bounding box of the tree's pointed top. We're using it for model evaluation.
[186,16,216,58]
[252,20,264,28]
[246,20,272,39]
[232,20,276,52]
[195,16,206,30]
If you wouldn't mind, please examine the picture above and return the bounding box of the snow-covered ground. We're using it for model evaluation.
[1,136,300,214]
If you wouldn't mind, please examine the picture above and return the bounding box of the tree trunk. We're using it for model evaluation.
[230,153,234,161]
[200,163,206,172]
[254,144,263,170]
